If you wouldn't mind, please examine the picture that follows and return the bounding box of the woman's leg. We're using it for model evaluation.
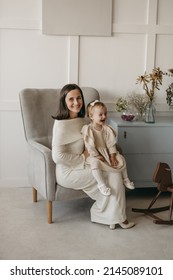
[90,171,127,225]
[56,164,132,227]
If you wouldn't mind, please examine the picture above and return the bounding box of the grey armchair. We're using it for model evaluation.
[19,87,100,223]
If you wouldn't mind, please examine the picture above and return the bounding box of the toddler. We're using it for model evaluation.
[81,100,134,196]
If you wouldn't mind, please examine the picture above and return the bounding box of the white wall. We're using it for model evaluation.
[0,0,173,187]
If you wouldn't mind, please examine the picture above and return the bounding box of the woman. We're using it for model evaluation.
[52,84,135,229]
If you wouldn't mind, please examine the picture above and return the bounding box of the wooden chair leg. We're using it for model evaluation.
[32,187,37,202]
[47,200,52,224]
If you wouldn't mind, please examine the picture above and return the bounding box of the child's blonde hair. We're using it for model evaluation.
[87,100,107,118]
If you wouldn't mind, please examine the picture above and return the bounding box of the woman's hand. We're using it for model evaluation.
[83,149,89,159]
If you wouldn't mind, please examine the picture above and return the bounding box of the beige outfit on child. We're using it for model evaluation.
[81,123,126,172]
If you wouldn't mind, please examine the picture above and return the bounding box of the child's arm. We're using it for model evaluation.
[106,125,117,155]
[81,125,100,158]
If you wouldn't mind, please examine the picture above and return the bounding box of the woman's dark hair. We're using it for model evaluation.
[52,84,85,120]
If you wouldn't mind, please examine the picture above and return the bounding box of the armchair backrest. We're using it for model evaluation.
[19,87,100,149]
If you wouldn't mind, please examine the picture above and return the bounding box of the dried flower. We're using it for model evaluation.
[136,67,165,101]
[166,83,173,106]
[168,69,173,74]
[166,69,173,107]
[127,92,148,119]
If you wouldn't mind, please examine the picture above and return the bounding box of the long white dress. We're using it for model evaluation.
[52,117,127,225]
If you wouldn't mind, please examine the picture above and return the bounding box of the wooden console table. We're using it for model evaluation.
[108,115,173,188]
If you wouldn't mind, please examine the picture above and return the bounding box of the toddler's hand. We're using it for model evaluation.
[110,154,119,168]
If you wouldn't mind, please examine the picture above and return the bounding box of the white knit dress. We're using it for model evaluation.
[52,118,127,225]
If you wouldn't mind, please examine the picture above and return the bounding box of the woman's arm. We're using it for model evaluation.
[52,119,86,168]
[52,144,85,168]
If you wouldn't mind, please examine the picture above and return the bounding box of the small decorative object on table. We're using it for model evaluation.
[127,92,148,121]
[121,111,135,121]
[115,97,135,121]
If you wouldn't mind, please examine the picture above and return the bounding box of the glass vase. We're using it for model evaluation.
[145,101,155,123]
[135,110,145,121]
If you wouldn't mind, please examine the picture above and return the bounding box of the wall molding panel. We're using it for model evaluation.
[0,19,41,30]
[67,36,80,84]
[1,0,173,187]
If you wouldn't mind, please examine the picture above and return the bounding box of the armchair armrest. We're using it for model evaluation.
[27,140,56,201]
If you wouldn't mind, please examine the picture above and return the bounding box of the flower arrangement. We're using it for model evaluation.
[166,83,173,106]
[115,67,173,121]
[166,69,173,107]
[136,67,165,102]
[115,93,148,120]
[115,97,128,112]
[115,97,133,121]
[128,92,148,119]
